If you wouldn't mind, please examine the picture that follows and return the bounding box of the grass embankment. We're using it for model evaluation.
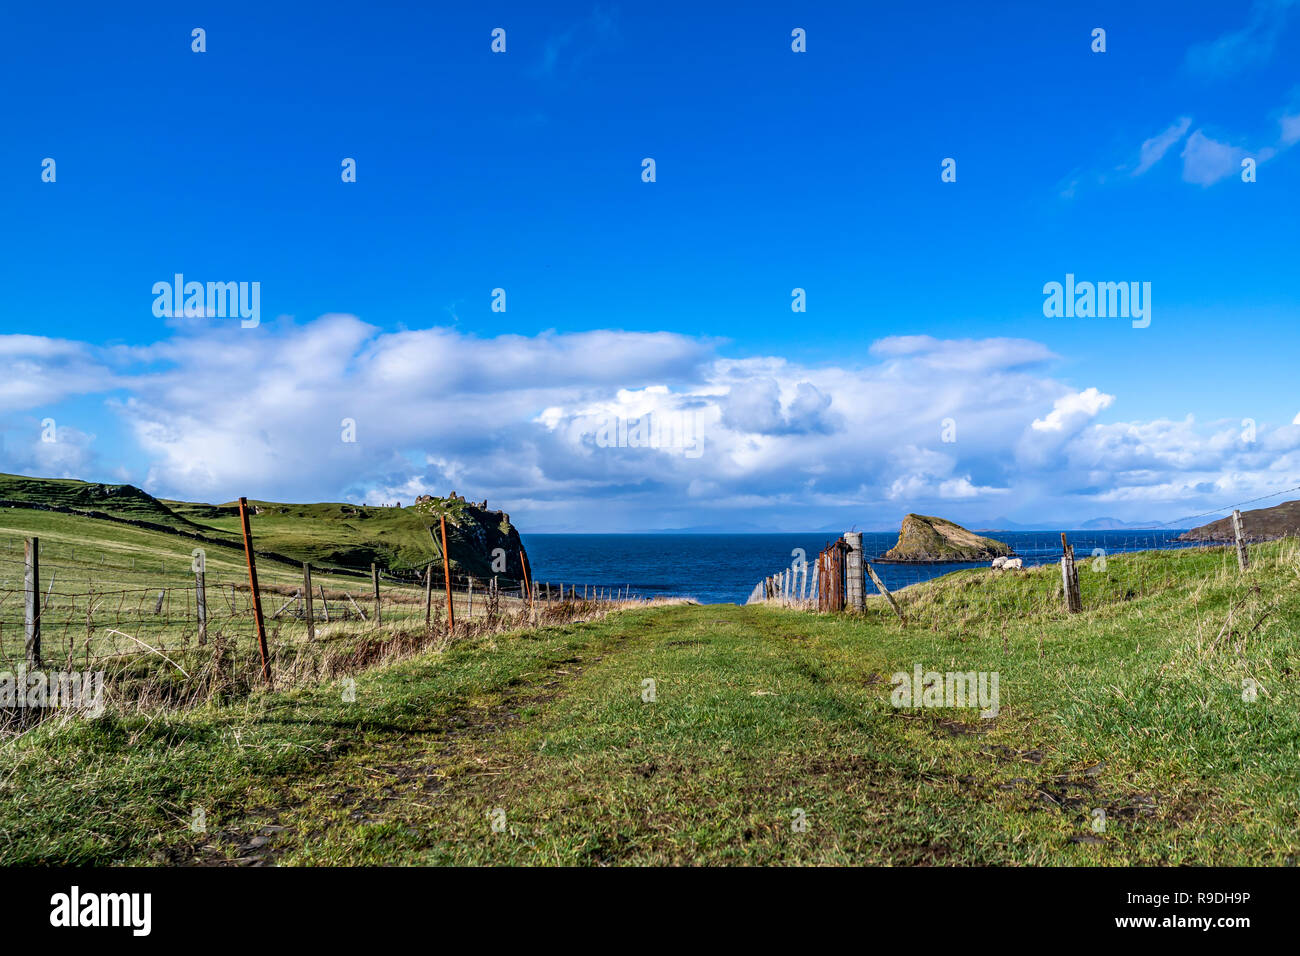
[2,540,1297,865]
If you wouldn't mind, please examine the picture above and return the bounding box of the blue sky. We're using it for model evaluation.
[3,1,1300,530]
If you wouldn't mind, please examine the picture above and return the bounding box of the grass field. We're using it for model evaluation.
[2,536,1297,865]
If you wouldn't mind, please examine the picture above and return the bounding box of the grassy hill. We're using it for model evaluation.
[3,537,1296,865]
[0,473,526,580]
[1179,498,1300,543]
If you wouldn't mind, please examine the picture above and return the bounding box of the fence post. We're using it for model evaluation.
[196,567,207,645]
[303,562,316,641]
[468,578,474,618]
[371,563,381,626]
[865,563,906,624]
[24,536,40,668]
[237,497,272,685]
[424,563,433,627]
[518,547,533,618]
[844,532,865,612]
[1232,509,1250,571]
[1060,533,1082,613]
[319,584,330,623]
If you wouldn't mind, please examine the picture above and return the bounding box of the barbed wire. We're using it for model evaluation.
[1178,483,1300,522]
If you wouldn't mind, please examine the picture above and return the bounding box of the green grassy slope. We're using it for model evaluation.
[4,540,1297,865]
[0,473,523,578]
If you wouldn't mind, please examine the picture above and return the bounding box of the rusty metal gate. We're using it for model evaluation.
[817,539,847,612]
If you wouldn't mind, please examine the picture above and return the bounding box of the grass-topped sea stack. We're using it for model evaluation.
[879,513,1015,563]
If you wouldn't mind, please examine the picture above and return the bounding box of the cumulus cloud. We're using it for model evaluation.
[0,320,1296,530]
[1031,388,1115,432]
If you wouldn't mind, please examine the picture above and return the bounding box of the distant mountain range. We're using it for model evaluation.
[609,515,1199,534]
[968,516,1195,532]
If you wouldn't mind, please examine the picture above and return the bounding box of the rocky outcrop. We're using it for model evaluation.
[879,514,1014,563]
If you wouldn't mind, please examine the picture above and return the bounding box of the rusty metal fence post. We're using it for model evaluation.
[238,497,272,685]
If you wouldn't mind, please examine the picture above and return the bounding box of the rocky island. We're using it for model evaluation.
[878,513,1015,563]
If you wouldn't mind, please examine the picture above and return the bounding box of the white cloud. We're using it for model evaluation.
[1134,117,1192,175]
[1281,111,1300,146]
[1185,0,1297,76]
[1181,130,1250,186]
[1,322,1297,530]
[1031,388,1115,432]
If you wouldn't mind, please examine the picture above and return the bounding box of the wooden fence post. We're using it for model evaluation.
[346,591,367,621]
[303,562,316,641]
[1232,509,1250,571]
[237,497,272,685]
[468,578,474,617]
[865,563,906,624]
[196,567,207,645]
[271,590,300,619]
[424,563,433,628]
[24,537,40,668]
[1060,533,1082,613]
[371,563,381,626]
[844,532,865,612]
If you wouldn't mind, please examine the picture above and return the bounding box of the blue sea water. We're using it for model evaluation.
[520,530,1203,605]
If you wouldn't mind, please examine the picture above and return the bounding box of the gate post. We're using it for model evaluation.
[844,532,865,612]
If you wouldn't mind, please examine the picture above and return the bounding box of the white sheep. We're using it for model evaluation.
[1003,557,1023,570]
[991,556,1008,569]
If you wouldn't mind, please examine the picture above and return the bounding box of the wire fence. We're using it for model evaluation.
[0,529,648,723]
[745,524,1269,617]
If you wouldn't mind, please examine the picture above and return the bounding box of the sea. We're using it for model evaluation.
[520,530,1204,605]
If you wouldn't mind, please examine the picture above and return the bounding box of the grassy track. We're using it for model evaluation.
[2,541,1298,865]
